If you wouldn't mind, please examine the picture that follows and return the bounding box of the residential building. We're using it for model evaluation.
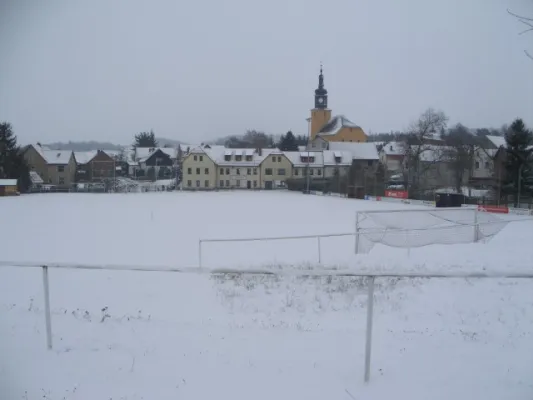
[181,147,218,190]
[308,66,368,144]
[74,150,116,182]
[22,144,76,188]
[259,150,293,189]
[378,142,404,172]
[284,151,325,180]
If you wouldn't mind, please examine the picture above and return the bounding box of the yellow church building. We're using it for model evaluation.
[307,66,367,150]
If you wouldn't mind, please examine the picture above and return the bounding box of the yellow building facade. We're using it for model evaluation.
[309,67,367,143]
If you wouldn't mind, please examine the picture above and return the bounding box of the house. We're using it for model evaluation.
[181,147,218,190]
[74,150,116,182]
[378,142,404,172]
[258,150,293,189]
[22,144,76,188]
[284,151,325,180]
[322,150,352,178]
[328,142,379,169]
[217,148,263,189]
[138,149,174,179]
[0,179,18,196]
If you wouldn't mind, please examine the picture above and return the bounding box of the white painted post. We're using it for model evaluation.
[317,236,322,264]
[355,212,360,254]
[473,207,479,242]
[198,240,203,268]
[42,265,53,350]
[364,276,375,383]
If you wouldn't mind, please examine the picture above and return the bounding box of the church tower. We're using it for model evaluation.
[310,65,332,140]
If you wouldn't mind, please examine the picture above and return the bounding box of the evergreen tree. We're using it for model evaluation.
[0,122,31,192]
[134,130,158,148]
[278,130,299,151]
[504,118,533,202]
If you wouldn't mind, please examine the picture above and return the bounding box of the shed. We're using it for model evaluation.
[0,179,18,196]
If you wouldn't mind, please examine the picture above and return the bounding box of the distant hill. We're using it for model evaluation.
[44,137,184,151]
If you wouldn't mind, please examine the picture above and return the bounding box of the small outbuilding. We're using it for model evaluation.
[0,179,19,196]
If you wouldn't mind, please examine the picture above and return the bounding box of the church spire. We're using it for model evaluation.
[314,63,328,109]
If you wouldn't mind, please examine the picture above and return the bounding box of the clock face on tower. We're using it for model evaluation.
[318,97,324,104]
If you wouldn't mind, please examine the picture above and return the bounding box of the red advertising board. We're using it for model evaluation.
[385,190,408,199]
[477,205,509,214]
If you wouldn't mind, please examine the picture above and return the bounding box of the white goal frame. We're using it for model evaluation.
[355,207,480,254]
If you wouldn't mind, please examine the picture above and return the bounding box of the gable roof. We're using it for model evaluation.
[283,151,325,167]
[74,151,98,164]
[317,115,360,136]
[139,148,174,163]
[135,147,177,162]
[486,135,506,149]
[32,145,73,165]
[327,142,379,160]
[380,141,404,156]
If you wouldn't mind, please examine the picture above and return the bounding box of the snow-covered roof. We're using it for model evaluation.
[323,150,352,166]
[135,147,177,162]
[203,147,268,166]
[284,151,324,167]
[34,145,73,165]
[486,135,506,149]
[0,179,17,186]
[74,151,98,164]
[380,142,404,156]
[327,142,379,160]
[317,115,360,136]
[29,171,44,184]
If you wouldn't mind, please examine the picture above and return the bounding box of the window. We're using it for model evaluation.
[187,168,192,174]
[485,161,489,169]
[247,168,251,175]
[253,180,257,188]
[236,180,240,187]
[224,155,231,161]
[57,166,65,172]
[278,168,286,175]
[205,180,209,187]
[236,168,240,175]
[367,160,373,167]
[265,168,273,175]
[235,155,242,161]
[226,180,229,187]
[245,155,253,161]
[277,156,281,162]
[310,169,314,176]
[196,168,200,174]
[318,169,322,176]
[199,156,203,162]
[187,180,192,187]
[272,156,277,162]
[220,168,224,175]
[58,177,65,185]
[196,180,200,187]
[294,169,299,176]
[322,142,327,149]
[253,168,257,175]
[194,155,197,161]
[475,161,480,169]
[220,180,224,187]
[226,168,230,175]
[204,168,209,174]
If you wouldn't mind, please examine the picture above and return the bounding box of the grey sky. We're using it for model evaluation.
[1,0,532,145]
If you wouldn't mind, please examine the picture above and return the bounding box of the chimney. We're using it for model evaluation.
[257,147,262,156]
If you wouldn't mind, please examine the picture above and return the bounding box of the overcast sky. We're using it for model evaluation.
[1,0,532,145]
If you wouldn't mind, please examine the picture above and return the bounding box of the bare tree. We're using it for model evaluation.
[508,9,533,60]
[441,124,476,194]
[400,108,448,196]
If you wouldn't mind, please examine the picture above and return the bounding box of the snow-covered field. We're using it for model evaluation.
[1,191,532,399]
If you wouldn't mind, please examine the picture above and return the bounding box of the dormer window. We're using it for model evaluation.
[224,155,231,161]
[245,155,253,161]
[235,155,242,161]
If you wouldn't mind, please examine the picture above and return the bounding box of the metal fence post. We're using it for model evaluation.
[474,206,479,242]
[355,212,360,254]
[198,240,203,268]
[42,265,53,350]
[317,236,322,264]
[364,276,375,383]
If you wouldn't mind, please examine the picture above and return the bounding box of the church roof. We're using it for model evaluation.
[317,115,360,137]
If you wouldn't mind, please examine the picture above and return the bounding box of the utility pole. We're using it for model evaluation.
[306,117,311,193]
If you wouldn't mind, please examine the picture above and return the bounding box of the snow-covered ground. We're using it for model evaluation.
[1,191,532,399]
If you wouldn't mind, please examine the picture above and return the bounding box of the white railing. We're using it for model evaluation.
[1,261,532,383]
[198,232,354,268]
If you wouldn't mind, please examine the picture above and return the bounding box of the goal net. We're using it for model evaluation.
[355,207,509,254]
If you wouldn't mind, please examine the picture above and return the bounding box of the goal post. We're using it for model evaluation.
[354,207,508,254]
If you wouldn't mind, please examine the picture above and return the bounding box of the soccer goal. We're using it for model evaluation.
[354,207,509,254]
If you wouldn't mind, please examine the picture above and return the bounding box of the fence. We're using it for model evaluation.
[198,232,354,268]
[1,261,532,383]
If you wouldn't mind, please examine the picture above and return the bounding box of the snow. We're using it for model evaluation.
[34,145,73,165]
[317,115,360,136]
[0,179,17,186]
[73,150,98,164]
[1,192,533,399]
[486,135,506,149]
